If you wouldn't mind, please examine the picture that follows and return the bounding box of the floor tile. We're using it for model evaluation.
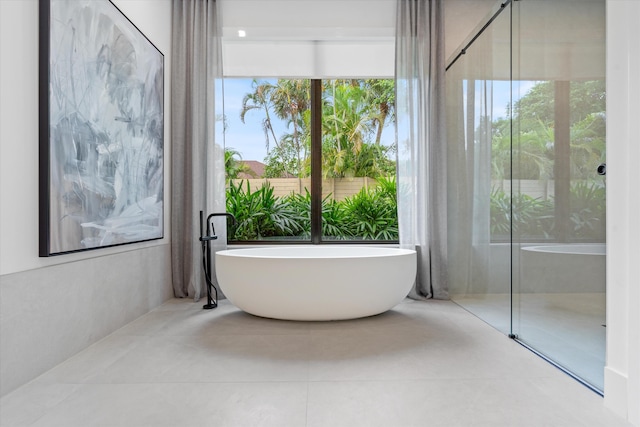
[88,334,311,383]
[0,383,82,427]
[306,378,629,427]
[1,298,630,427]
[28,382,307,427]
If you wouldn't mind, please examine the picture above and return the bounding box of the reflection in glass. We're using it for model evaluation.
[447,0,606,392]
[446,3,512,335]
[512,0,606,392]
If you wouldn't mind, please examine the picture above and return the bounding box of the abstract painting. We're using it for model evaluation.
[39,0,164,256]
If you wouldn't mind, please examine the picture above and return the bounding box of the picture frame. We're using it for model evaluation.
[39,0,164,256]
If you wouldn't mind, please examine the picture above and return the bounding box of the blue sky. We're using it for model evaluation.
[220,78,537,162]
[220,78,396,163]
[221,78,283,162]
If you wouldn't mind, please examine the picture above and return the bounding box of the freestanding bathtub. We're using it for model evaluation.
[215,246,417,321]
[520,244,606,293]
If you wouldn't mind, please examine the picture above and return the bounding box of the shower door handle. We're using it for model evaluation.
[597,163,606,176]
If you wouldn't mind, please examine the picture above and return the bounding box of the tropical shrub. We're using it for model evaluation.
[490,181,605,241]
[490,187,554,238]
[284,191,312,237]
[341,181,399,240]
[569,181,606,240]
[225,180,304,240]
[225,178,398,241]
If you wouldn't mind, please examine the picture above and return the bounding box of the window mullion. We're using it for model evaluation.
[310,79,322,244]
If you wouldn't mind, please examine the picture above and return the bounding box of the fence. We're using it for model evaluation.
[228,177,379,201]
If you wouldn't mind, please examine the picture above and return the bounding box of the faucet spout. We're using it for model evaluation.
[206,212,236,227]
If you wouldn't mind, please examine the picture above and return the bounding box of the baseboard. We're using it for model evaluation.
[604,366,628,421]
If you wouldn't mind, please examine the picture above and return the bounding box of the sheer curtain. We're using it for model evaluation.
[171,0,226,299]
[395,0,448,299]
[445,7,510,328]
[446,77,493,298]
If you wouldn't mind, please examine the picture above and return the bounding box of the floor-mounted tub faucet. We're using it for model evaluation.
[199,211,237,309]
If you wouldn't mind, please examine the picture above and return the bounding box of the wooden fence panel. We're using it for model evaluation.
[228,177,379,201]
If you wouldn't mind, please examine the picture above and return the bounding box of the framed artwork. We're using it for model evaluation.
[39,0,164,256]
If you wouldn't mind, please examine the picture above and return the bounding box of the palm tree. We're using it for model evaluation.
[363,79,395,145]
[269,79,311,177]
[239,79,396,180]
[322,81,379,178]
[240,80,280,152]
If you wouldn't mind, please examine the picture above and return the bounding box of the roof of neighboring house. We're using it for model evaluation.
[237,160,296,179]
[238,160,265,179]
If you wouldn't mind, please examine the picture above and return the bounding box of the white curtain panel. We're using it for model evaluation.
[446,76,493,297]
[171,0,226,300]
[395,0,448,299]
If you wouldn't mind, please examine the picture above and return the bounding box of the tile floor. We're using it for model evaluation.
[453,293,606,391]
[0,298,631,427]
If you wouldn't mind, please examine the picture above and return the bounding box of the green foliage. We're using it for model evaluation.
[239,79,397,180]
[320,194,353,239]
[569,181,606,240]
[341,186,398,240]
[490,181,605,241]
[263,141,309,178]
[240,79,311,178]
[492,80,606,181]
[225,180,304,240]
[240,79,280,153]
[512,80,606,126]
[490,188,512,236]
[374,175,398,205]
[321,80,396,178]
[285,191,311,237]
[224,147,255,180]
[490,187,554,238]
[225,178,398,241]
[568,112,606,179]
[486,79,607,242]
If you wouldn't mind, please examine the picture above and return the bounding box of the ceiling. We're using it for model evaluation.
[219,0,498,62]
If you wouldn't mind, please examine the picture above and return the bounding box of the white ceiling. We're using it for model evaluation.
[219,0,498,62]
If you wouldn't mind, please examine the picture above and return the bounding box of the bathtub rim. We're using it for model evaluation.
[217,245,416,259]
[521,243,605,256]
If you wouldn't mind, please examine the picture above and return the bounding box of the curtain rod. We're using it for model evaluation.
[445,0,513,72]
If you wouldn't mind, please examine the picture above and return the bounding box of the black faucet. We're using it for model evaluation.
[200,212,237,243]
[199,211,237,309]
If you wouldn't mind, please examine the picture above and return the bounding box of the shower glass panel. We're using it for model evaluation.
[446,3,512,335]
[447,0,606,393]
[511,0,606,392]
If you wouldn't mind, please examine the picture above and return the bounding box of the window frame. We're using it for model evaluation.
[225,78,399,246]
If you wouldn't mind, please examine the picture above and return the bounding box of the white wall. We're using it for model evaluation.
[0,0,172,276]
[605,1,640,425]
[0,0,173,396]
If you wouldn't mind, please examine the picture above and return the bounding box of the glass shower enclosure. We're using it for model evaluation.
[446,0,606,393]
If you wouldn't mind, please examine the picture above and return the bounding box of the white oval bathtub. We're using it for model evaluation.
[520,244,606,293]
[215,246,417,321]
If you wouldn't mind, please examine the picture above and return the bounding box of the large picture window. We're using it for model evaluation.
[223,78,397,243]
